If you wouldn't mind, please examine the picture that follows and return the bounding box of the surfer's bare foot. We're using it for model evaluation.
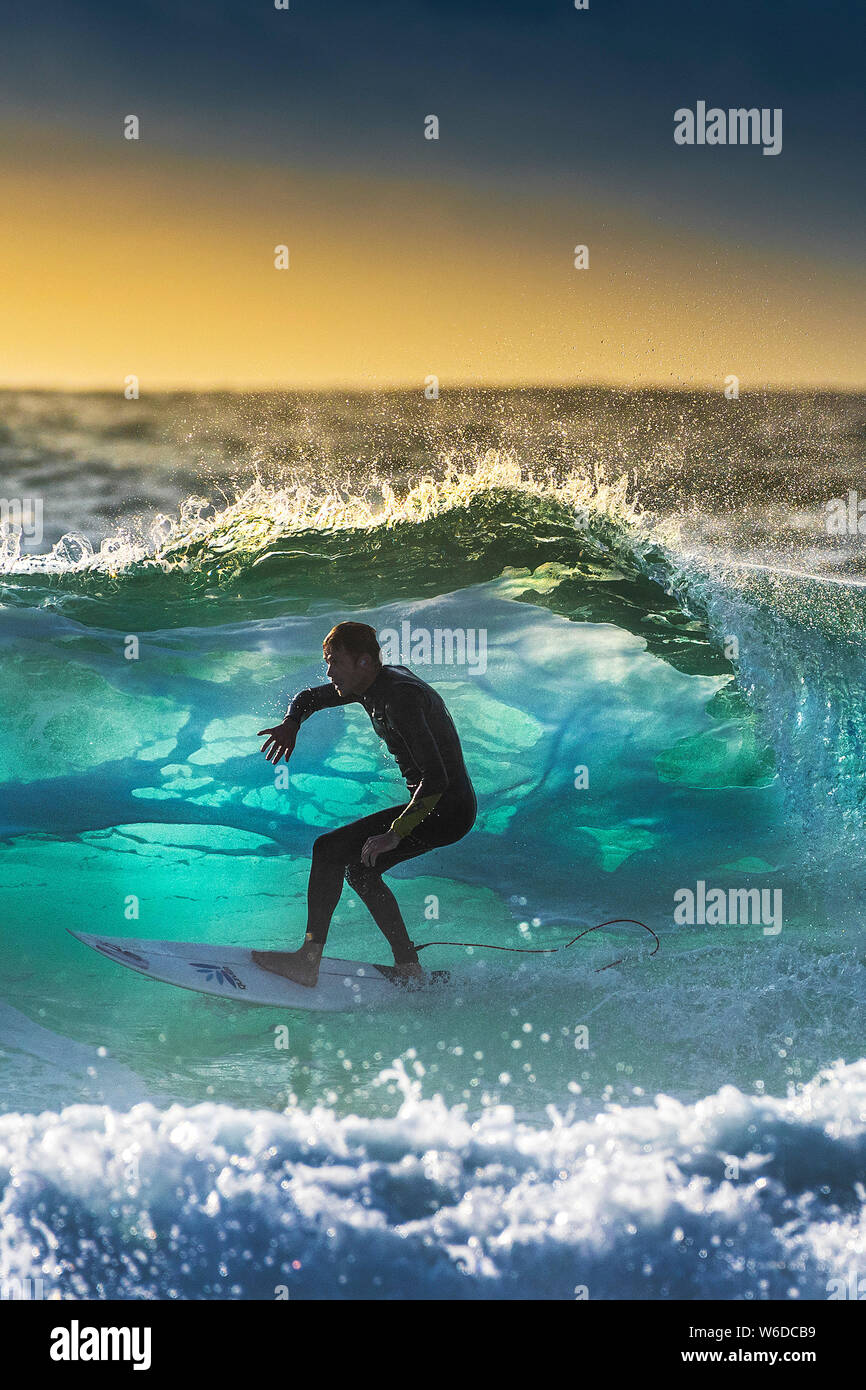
[252,940,322,988]
[390,961,425,984]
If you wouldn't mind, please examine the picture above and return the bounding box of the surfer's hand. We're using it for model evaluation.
[361,830,401,866]
[258,719,298,763]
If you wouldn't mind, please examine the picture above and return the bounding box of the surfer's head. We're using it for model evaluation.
[322,622,382,696]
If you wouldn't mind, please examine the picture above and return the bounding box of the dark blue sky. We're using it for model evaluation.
[2,0,864,260]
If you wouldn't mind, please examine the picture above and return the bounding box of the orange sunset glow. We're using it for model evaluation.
[2,130,862,391]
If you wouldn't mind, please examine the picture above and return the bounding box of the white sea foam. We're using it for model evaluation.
[1,1058,863,1300]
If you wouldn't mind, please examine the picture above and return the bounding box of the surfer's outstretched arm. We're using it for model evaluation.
[258,682,354,764]
[287,683,356,724]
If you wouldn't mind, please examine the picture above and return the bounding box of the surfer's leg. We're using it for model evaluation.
[343,856,422,966]
[306,806,407,946]
[254,798,474,986]
[344,797,476,971]
[252,807,403,987]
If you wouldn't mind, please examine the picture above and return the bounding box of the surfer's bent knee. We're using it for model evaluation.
[312,828,343,857]
[344,861,378,892]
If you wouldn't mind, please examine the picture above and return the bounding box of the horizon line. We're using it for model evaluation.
[2,379,863,396]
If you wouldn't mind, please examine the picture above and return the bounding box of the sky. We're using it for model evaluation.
[1,0,864,389]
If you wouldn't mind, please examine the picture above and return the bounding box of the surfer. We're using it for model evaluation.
[253,622,477,987]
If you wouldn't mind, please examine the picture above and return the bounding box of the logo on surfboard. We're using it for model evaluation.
[94,940,150,969]
[190,962,247,990]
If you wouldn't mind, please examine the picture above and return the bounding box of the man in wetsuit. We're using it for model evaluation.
[253,621,477,987]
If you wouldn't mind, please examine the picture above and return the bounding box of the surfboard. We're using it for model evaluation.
[68,931,449,1012]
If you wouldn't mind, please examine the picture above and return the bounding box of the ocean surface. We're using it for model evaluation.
[1,386,865,1300]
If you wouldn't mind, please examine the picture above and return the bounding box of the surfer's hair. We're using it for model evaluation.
[323,622,382,664]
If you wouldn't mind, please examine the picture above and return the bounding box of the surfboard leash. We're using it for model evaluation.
[414,918,659,974]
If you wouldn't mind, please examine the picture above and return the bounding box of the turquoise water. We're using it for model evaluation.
[1,390,865,1298]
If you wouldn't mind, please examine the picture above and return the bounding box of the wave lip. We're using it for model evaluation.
[0,448,640,577]
[0,1058,863,1300]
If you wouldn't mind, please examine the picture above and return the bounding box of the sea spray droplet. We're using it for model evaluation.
[53,533,94,567]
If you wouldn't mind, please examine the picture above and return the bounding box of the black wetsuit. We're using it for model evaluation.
[286,664,477,965]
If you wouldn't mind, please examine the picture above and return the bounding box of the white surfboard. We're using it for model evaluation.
[69,931,449,1012]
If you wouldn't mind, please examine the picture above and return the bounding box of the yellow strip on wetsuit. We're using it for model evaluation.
[390,792,443,839]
